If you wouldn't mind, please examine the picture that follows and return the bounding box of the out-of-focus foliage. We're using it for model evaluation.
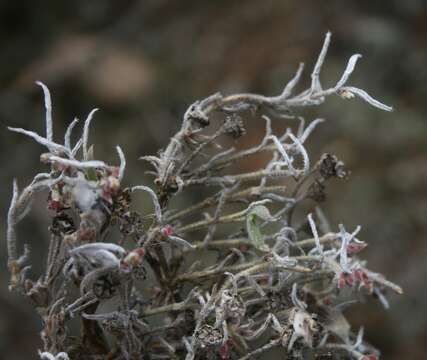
[0,1,426,359]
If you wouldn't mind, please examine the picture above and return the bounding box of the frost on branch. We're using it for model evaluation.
[6,33,399,360]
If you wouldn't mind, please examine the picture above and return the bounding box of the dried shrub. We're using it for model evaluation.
[6,33,401,360]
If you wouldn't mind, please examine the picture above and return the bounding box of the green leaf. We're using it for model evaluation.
[246,205,273,252]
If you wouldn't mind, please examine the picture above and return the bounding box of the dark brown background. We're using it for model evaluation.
[0,1,426,359]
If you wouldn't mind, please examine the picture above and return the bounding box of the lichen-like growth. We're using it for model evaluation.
[6,33,400,360]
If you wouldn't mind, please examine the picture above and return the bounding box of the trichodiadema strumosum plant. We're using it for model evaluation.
[6,33,401,360]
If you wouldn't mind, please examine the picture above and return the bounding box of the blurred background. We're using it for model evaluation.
[0,1,426,359]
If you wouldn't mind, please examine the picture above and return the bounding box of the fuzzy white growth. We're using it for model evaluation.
[5,35,398,360]
[11,176,60,228]
[71,138,83,157]
[281,62,305,98]
[7,179,19,262]
[8,127,70,155]
[289,308,317,350]
[45,155,108,170]
[338,224,351,272]
[277,32,392,112]
[6,173,62,263]
[288,133,310,175]
[70,243,126,257]
[291,283,307,310]
[168,235,196,249]
[116,145,126,182]
[270,252,297,267]
[64,118,79,150]
[373,288,390,310]
[30,173,51,184]
[353,327,364,350]
[338,224,362,272]
[299,118,325,144]
[311,31,331,93]
[308,213,323,255]
[270,314,283,333]
[242,199,273,217]
[132,185,163,222]
[35,81,53,142]
[70,243,126,267]
[269,135,295,173]
[39,351,69,360]
[82,108,99,160]
[70,178,98,212]
[340,86,393,111]
[335,54,362,89]
[183,337,195,360]
[86,249,121,267]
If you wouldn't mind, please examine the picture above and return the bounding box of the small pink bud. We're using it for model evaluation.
[47,200,61,211]
[161,225,173,237]
[347,242,367,254]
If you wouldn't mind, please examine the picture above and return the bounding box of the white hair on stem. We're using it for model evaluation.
[132,185,162,223]
[269,135,295,174]
[308,213,323,255]
[7,179,19,262]
[44,155,108,170]
[311,31,331,93]
[35,81,53,142]
[288,132,310,175]
[334,54,362,89]
[116,145,126,182]
[340,86,393,111]
[64,118,79,151]
[299,118,325,144]
[8,127,70,156]
[82,108,99,160]
[281,62,305,99]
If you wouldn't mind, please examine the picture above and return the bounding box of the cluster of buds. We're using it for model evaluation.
[161,224,174,237]
[337,268,373,291]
